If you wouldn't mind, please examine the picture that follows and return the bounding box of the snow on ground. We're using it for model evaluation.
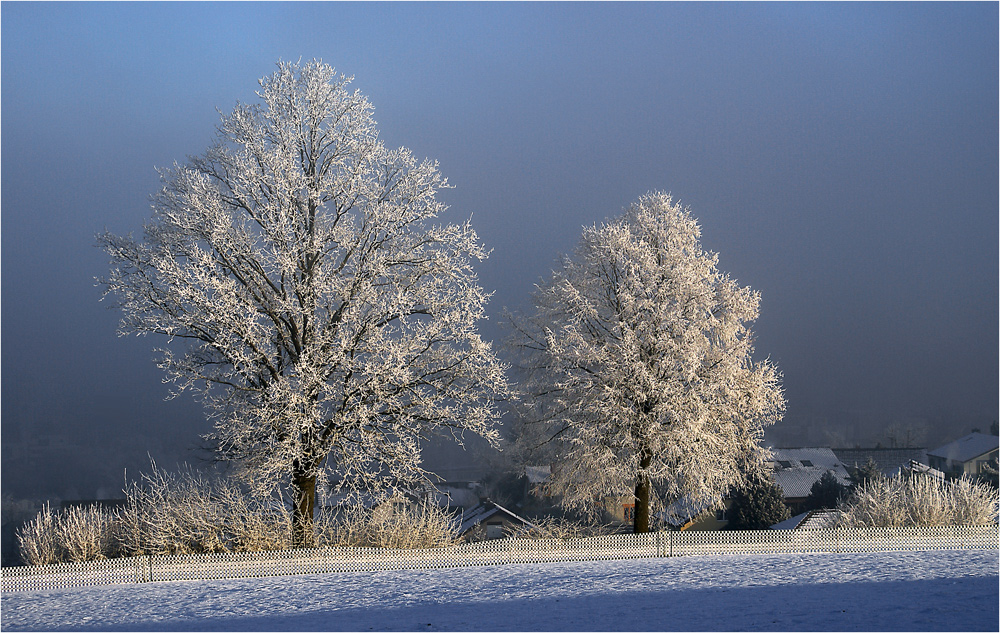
[2,550,997,631]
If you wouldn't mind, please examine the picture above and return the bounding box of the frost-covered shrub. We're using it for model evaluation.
[512,515,615,540]
[56,504,121,562]
[116,465,460,556]
[17,503,121,565]
[120,466,228,555]
[17,503,61,565]
[322,500,457,549]
[949,476,1000,525]
[223,493,294,553]
[120,465,294,556]
[837,474,998,528]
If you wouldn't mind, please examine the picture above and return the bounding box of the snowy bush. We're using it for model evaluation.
[511,515,616,540]
[17,503,61,565]
[18,467,463,563]
[119,465,294,556]
[221,487,295,553]
[17,503,121,565]
[120,466,229,555]
[322,500,458,549]
[56,504,121,562]
[837,474,998,528]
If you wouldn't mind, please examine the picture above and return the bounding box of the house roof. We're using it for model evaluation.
[769,509,840,530]
[927,433,999,464]
[904,460,945,479]
[455,500,537,535]
[771,447,851,499]
[797,509,841,529]
[769,511,809,530]
[659,497,716,527]
[832,448,929,477]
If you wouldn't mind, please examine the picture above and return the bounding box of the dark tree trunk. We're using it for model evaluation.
[633,449,653,534]
[291,469,317,548]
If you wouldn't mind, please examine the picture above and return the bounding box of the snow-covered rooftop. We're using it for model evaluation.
[927,432,999,464]
[454,501,537,535]
[769,511,808,530]
[832,447,929,477]
[770,509,841,530]
[771,447,851,499]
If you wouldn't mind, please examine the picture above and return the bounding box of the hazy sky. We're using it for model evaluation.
[2,2,997,500]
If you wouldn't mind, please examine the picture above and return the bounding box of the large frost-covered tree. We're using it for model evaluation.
[99,60,507,546]
[509,192,784,533]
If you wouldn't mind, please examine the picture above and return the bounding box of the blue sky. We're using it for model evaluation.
[2,2,997,499]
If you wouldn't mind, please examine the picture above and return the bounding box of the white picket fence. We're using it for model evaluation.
[3,525,996,593]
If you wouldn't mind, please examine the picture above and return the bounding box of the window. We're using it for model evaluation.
[800,460,813,467]
[778,460,793,469]
[715,508,727,521]
[486,522,505,540]
[623,503,635,522]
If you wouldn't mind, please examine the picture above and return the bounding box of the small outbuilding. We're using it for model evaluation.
[455,500,538,542]
[769,509,840,530]
[927,433,999,477]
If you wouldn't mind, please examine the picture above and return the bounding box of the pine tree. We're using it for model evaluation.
[726,476,790,530]
[805,471,847,511]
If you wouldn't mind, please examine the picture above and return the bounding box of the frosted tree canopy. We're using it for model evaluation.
[509,192,785,532]
[99,60,508,544]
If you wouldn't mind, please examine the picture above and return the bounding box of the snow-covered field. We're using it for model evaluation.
[2,550,997,631]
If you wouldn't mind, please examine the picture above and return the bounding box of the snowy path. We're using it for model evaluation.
[2,550,997,631]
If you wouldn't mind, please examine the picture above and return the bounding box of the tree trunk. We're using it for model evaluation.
[291,469,317,548]
[633,449,653,534]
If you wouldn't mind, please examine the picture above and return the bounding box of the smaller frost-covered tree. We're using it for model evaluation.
[508,192,785,533]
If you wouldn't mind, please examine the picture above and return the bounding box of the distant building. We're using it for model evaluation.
[455,500,538,541]
[926,433,999,477]
[832,447,929,478]
[652,448,854,531]
[770,509,840,530]
[525,465,552,486]
[770,448,851,514]
[660,498,732,531]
